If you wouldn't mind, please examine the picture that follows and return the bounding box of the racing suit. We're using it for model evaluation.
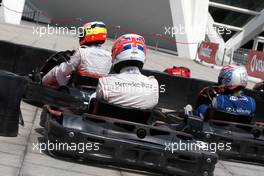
[196,91,256,119]
[96,67,159,110]
[42,45,112,86]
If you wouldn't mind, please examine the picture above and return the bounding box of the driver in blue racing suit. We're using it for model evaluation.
[196,64,256,120]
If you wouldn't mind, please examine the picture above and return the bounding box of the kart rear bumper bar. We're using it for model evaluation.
[45,113,217,176]
[184,117,264,163]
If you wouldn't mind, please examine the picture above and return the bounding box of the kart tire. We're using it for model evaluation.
[40,106,48,127]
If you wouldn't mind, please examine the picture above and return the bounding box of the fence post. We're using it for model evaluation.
[32,11,36,22]
[194,42,201,62]
[155,34,161,52]
[221,48,226,66]
[35,10,40,27]
[229,48,234,64]
[114,26,120,40]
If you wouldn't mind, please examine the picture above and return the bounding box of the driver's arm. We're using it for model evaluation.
[57,49,81,77]
[96,77,108,101]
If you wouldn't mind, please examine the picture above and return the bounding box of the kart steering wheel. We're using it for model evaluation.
[199,86,218,101]
[40,50,74,75]
[29,50,75,83]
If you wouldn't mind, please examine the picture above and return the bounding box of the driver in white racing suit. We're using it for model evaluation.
[95,34,159,110]
[42,21,112,86]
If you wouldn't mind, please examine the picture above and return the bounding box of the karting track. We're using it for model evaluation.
[0,22,263,176]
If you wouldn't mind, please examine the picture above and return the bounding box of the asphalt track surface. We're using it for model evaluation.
[0,21,263,176]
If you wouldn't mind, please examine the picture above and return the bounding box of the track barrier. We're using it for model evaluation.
[0,41,263,122]
[246,50,264,80]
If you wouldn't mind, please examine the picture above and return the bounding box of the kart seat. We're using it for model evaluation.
[68,71,100,88]
[88,99,152,124]
[205,108,253,124]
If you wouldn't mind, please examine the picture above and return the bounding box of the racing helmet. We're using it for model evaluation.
[218,64,248,90]
[79,21,107,46]
[112,34,147,73]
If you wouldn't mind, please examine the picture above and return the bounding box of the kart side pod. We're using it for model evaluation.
[187,116,204,132]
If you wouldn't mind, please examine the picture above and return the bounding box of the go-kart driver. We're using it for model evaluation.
[42,21,112,86]
[196,64,256,119]
[95,34,159,110]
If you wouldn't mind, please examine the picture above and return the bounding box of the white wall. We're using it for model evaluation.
[206,13,229,64]
[170,0,209,59]
[3,0,25,25]
[0,3,4,22]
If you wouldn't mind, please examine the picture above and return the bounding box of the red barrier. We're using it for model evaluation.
[197,41,219,64]
[246,50,264,80]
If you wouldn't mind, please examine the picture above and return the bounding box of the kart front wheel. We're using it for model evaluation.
[40,106,48,127]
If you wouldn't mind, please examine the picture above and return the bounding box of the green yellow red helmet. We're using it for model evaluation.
[79,21,107,46]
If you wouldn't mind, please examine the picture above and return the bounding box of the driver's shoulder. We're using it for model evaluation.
[215,94,255,104]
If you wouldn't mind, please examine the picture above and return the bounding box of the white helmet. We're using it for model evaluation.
[218,64,248,90]
[112,34,146,73]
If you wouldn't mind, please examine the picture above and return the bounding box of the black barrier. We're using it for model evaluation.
[142,70,214,110]
[0,71,28,136]
[0,41,263,122]
[0,40,55,75]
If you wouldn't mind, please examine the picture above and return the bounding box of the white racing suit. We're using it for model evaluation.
[42,45,112,86]
[96,67,159,110]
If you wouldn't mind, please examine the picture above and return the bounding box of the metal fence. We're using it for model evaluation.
[232,48,250,65]
[22,0,40,23]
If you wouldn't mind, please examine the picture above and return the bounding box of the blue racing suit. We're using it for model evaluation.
[197,93,256,119]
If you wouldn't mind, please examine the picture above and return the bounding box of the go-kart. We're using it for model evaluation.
[0,41,218,175]
[161,86,264,164]
[35,53,218,175]
[39,98,217,176]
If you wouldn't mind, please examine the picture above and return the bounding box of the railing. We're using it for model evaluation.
[22,0,40,24]
[232,48,250,65]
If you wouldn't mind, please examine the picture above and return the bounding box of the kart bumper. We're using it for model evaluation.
[185,117,264,163]
[45,112,217,176]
